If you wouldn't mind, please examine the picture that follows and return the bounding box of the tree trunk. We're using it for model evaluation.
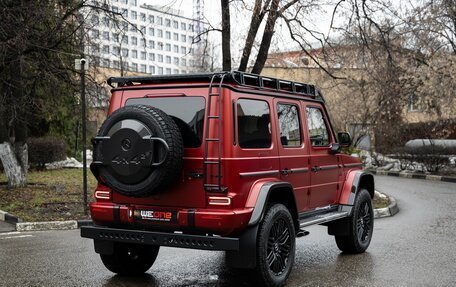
[251,0,280,74]
[221,0,231,71]
[0,142,27,188]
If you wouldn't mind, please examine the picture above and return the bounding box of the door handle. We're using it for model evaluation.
[281,168,292,176]
[311,166,320,172]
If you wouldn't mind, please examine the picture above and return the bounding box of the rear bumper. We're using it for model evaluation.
[81,225,239,251]
[89,202,253,236]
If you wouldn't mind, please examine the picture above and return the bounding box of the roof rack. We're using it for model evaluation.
[107,70,324,101]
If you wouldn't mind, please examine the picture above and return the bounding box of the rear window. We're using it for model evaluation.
[126,97,205,148]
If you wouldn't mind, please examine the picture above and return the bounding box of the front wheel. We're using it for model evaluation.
[255,204,296,287]
[100,243,160,276]
[335,189,374,253]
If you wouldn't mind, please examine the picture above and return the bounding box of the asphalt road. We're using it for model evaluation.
[0,175,455,287]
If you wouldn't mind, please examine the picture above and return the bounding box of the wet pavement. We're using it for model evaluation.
[0,175,455,286]
[0,221,14,233]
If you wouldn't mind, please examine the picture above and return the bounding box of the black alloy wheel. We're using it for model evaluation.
[356,201,372,244]
[256,204,296,287]
[267,218,292,276]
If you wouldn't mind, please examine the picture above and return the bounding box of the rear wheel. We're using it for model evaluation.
[255,204,296,287]
[100,243,160,276]
[335,189,373,253]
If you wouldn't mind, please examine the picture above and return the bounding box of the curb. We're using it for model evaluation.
[374,195,399,219]
[0,210,20,224]
[369,169,456,183]
[15,219,93,232]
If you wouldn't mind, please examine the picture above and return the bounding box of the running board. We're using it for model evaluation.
[299,211,349,228]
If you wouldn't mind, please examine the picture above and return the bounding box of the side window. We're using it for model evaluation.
[237,99,271,148]
[305,107,330,147]
[277,103,301,147]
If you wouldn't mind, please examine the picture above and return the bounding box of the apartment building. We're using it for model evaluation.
[84,0,205,75]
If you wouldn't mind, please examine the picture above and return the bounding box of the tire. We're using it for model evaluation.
[335,189,374,253]
[100,243,160,276]
[255,204,296,287]
[92,105,183,197]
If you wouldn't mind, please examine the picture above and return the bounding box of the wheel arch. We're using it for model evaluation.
[339,170,375,208]
[247,181,299,231]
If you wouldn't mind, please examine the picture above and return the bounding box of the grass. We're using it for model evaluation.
[0,169,97,222]
[0,169,391,221]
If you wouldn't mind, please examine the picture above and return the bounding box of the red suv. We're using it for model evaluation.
[81,71,374,287]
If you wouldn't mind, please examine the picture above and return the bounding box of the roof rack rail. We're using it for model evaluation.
[106,71,324,101]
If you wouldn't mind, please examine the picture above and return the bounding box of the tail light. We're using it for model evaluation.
[208,196,231,206]
[94,184,112,201]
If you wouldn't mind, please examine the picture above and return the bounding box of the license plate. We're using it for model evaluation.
[134,209,177,223]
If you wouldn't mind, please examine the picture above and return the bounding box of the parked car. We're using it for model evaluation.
[81,71,375,287]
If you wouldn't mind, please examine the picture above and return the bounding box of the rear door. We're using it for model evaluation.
[303,104,341,209]
[274,99,310,212]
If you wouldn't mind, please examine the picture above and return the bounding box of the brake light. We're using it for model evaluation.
[208,196,231,206]
[95,190,111,200]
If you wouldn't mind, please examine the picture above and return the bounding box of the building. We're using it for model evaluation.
[84,0,207,76]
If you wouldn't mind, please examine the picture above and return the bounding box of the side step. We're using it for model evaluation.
[299,211,349,228]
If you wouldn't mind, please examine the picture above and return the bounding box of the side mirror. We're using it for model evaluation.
[337,132,352,147]
[329,143,341,154]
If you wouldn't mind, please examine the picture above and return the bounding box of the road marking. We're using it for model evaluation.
[0,235,34,240]
[0,231,22,236]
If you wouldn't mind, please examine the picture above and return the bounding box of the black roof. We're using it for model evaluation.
[107,71,324,101]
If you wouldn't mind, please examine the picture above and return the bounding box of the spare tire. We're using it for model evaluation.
[91,105,183,197]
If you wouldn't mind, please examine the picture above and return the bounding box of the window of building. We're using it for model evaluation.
[277,104,301,147]
[131,10,137,20]
[121,8,128,17]
[102,17,110,27]
[149,65,155,74]
[181,34,186,42]
[121,48,129,57]
[148,15,154,23]
[131,50,138,58]
[237,99,271,148]
[181,46,186,54]
[165,31,171,39]
[130,24,137,32]
[166,55,171,64]
[158,54,163,62]
[165,68,171,74]
[173,57,179,65]
[101,58,110,68]
[305,107,330,147]
[189,24,193,31]
[140,64,146,73]
[157,42,163,50]
[173,33,179,41]
[113,60,120,69]
[173,69,179,74]
[130,0,137,6]
[91,29,99,38]
[140,51,146,60]
[165,43,171,51]
[408,94,420,112]
[157,29,163,38]
[112,6,118,13]
[102,45,110,54]
[149,27,154,36]
[131,36,137,45]
[173,20,178,29]
[122,61,129,70]
[148,40,155,49]
[165,18,171,27]
[140,38,146,47]
[91,44,100,54]
[131,63,138,72]
[149,53,155,61]
[173,45,179,53]
[181,58,186,66]
[140,26,146,34]
[113,46,120,55]
[91,15,99,25]
[181,22,186,30]
[140,13,146,22]
[112,33,119,42]
[157,16,163,25]
[121,35,128,44]
[121,21,128,30]
[158,66,163,74]
[120,0,127,4]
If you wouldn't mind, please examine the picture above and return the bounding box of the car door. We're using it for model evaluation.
[303,104,341,209]
[274,99,311,212]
